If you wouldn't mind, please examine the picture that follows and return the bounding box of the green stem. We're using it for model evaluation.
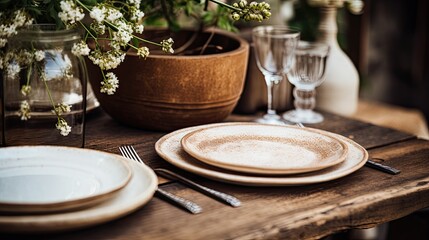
[78,21,98,44]
[209,0,241,11]
[75,0,91,12]
[35,64,60,119]
[26,64,32,86]
[132,34,162,47]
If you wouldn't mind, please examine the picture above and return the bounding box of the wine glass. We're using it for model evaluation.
[252,26,300,125]
[282,41,330,124]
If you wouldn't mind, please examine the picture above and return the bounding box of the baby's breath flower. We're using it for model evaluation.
[134,24,144,34]
[89,49,125,70]
[161,38,174,54]
[15,49,33,65]
[100,72,119,95]
[18,100,31,120]
[53,103,72,116]
[58,0,85,27]
[6,63,20,79]
[127,0,141,6]
[231,0,271,22]
[56,118,72,136]
[129,7,145,22]
[34,50,45,61]
[90,22,106,35]
[21,85,31,96]
[105,8,122,23]
[71,41,90,56]
[112,20,133,46]
[89,5,106,23]
[137,47,149,59]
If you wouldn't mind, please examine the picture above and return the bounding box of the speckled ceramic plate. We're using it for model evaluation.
[181,123,348,175]
[155,123,368,186]
[0,157,157,234]
[0,146,132,213]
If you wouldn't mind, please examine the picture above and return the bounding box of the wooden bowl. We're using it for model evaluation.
[87,29,249,131]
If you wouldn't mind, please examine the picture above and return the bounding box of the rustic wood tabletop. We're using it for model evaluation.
[3,109,429,240]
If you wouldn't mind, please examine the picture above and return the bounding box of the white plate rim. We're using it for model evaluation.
[155,123,369,186]
[180,122,349,175]
[0,158,158,233]
[0,146,132,213]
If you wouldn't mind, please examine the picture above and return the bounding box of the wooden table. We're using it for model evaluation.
[4,109,429,239]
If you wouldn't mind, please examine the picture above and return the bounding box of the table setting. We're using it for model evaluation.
[1,1,428,238]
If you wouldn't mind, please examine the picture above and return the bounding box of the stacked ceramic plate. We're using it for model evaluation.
[0,146,157,233]
[155,122,368,186]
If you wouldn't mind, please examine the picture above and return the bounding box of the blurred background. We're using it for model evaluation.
[289,0,428,122]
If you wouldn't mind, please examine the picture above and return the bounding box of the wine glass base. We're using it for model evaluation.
[282,110,324,124]
[254,114,288,125]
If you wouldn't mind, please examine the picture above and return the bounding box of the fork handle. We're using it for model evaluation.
[155,188,202,214]
[155,169,241,207]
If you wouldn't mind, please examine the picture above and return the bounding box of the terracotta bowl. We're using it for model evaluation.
[87,29,249,131]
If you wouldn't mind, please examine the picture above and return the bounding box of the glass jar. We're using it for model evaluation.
[1,24,87,147]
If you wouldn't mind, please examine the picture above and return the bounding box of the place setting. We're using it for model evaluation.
[155,122,369,186]
[0,146,157,233]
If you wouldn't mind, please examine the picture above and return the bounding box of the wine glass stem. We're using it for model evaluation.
[266,81,275,115]
[293,88,316,112]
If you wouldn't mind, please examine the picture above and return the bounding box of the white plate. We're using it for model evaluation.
[0,146,132,213]
[181,123,348,175]
[0,158,157,233]
[156,123,368,186]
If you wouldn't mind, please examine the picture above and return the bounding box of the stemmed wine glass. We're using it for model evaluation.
[252,26,300,125]
[282,41,330,124]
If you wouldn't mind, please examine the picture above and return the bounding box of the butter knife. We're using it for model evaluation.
[365,159,401,175]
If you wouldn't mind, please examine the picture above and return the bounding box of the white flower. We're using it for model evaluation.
[34,50,45,61]
[89,49,125,70]
[6,63,20,79]
[53,103,72,116]
[127,0,141,6]
[21,85,31,96]
[56,118,72,136]
[89,5,106,23]
[129,7,144,22]
[137,47,149,59]
[58,0,85,26]
[90,22,105,35]
[112,20,133,46]
[161,38,174,54]
[100,72,119,95]
[113,29,133,46]
[134,24,144,34]
[105,8,122,22]
[18,100,31,120]
[71,41,90,56]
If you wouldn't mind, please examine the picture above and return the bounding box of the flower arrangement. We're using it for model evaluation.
[0,0,271,136]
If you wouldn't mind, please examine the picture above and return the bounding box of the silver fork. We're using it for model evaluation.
[121,145,241,207]
[119,146,202,214]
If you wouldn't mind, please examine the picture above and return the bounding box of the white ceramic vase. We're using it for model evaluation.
[316,7,359,116]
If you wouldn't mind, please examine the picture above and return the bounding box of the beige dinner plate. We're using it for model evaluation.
[0,157,157,234]
[181,123,348,175]
[155,123,368,186]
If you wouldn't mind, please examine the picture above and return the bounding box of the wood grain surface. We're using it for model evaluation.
[2,110,427,240]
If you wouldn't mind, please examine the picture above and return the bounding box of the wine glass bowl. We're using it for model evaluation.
[252,26,300,125]
[282,41,330,124]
